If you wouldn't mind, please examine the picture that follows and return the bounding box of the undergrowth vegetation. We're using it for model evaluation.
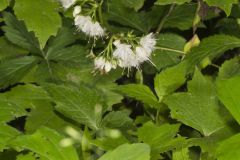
[0,0,240,159]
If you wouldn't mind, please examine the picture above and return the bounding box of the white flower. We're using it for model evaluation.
[59,0,76,9]
[113,41,139,68]
[74,15,89,27]
[74,15,105,37]
[79,16,93,34]
[140,33,156,54]
[135,46,150,63]
[94,57,115,73]
[89,22,105,37]
[73,6,81,17]
[94,56,105,70]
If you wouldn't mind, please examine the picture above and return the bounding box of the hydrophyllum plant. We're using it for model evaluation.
[70,0,157,73]
[0,0,240,160]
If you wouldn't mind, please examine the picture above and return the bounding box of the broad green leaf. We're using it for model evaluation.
[0,84,67,134]
[22,42,121,108]
[21,59,100,92]
[29,42,119,90]
[204,0,238,16]
[138,122,180,146]
[47,27,77,50]
[14,0,62,48]
[21,61,74,83]
[164,69,227,136]
[10,127,79,160]
[0,0,8,11]
[155,0,191,5]
[0,56,37,88]
[216,18,240,38]
[54,66,123,108]
[173,147,190,160]
[0,124,21,151]
[2,12,41,55]
[185,35,240,70]
[0,100,26,123]
[164,4,197,30]
[0,100,26,151]
[105,0,147,32]
[218,57,240,79]
[153,34,186,70]
[25,101,73,133]
[105,0,165,33]
[187,124,239,158]
[91,128,129,151]
[93,135,129,151]
[154,62,186,100]
[46,45,87,63]
[22,57,89,84]
[0,36,28,61]
[0,84,51,127]
[46,27,85,63]
[116,84,159,107]
[4,84,50,104]
[52,67,122,108]
[44,84,103,130]
[217,76,240,124]
[98,143,151,160]
[121,0,145,11]
[137,122,184,158]
[101,111,133,129]
[135,115,152,125]
[217,133,240,160]
[98,82,123,108]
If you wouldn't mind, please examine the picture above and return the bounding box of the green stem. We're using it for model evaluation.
[100,35,115,58]
[193,0,201,33]
[155,46,185,54]
[210,63,220,69]
[155,4,175,34]
[98,0,104,24]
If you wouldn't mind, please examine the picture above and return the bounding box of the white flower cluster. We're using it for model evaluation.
[73,6,105,37]
[94,33,156,73]
[94,57,117,73]
[59,0,76,9]
[113,40,139,69]
[59,2,156,74]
